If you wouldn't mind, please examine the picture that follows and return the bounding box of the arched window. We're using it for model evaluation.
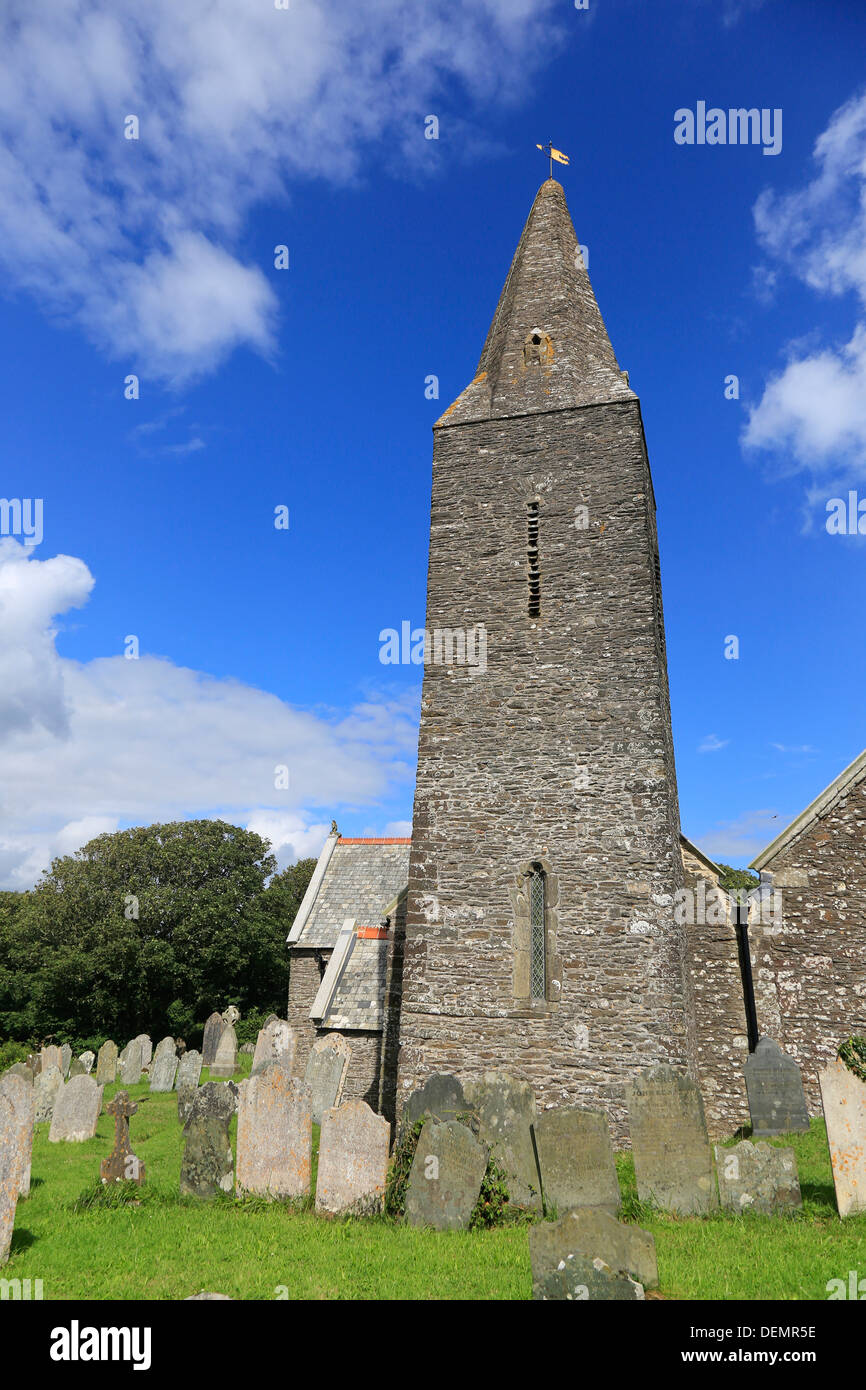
[528,863,546,998]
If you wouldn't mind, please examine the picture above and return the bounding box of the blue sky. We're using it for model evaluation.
[1,0,865,886]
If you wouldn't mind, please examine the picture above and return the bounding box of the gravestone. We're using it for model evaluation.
[744,1037,810,1136]
[149,1050,178,1093]
[178,1086,197,1127]
[34,1065,63,1123]
[236,1070,312,1199]
[79,1051,96,1075]
[315,1101,390,1216]
[96,1040,118,1086]
[69,1058,86,1077]
[180,1082,238,1199]
[119,1040,143,1086]
[464,1072,542,1210]
[529,1208,657,1301]
[251,1018,295,1077]
[819,1055,866,1218]
[714,1140,801,1214]
[303,1035,352,1124]
[101,1091,145,1185]
[240,1043,254,1055]
[405,1119,487,1230]
[222,1005,240,1027]
[41,1045,63,1073]
[176,1050,203,1090]
[135,1035,153,1068]
[49,1075,104,1142]
[152,1036,175,1063]
[60,1044,72,1078]
[399,1073,469,1143]
[202,1013,223,1067]
[0,1087,28,1264]
[28,1053,42,1076]
[0,1073,35,1197]
[209,1024,238,1079]
[626,1064,718,1215]
[533,1107,621,1215]
[5,1063,33,1087]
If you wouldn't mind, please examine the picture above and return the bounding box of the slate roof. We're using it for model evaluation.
[316,930,390,1032]
[288,835,411,948]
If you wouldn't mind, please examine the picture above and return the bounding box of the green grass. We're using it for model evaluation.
[6,1076,863,1300]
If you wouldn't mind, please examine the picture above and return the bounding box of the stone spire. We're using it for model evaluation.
[437,178,633,428]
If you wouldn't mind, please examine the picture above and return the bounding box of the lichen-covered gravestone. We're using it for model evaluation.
[209,1025,238,1079]
[69,1058,86,1078]
[49,1075,104,1142]
[202,1013,223,1067]
[5,1063,33,1087]
[315,1101,390,1216]
[79,1051,96,1075]
[1,1085,30,1264]
[176,1050,203,1090]
[41,1045,63,1073]
[135,1035,153,1068]
[180,1082,238,1199]
[399,1072,469,1144]
[303,1035,352,1124]
[60,1044,72,1078]
[819,1055,866,1218]
[100,1091,145,1186]
[0,1073,35,1198]
[405,1119,487,1230]
[236,1070,312,1199]
[744,1037,810,1136]
[96,1040,118,1086]
[149,1048,178,1093]
[34,1065,63,1124]
[119,1040,143,1087]
[530,1209,657,1301]
[464,1072,542,1211]
[533,1107,621,1215]
[714,1140,801,1214]
[251,1018,296,1077]
[177,1086,197,1127]
[626,1064,718,1215]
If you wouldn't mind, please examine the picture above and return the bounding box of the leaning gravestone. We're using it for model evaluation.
[60,1044,72,1078]
[1,1087,28,1264]
[819,1055,866,1218]
[530,1209,657,1302]
[0,1073,35,1197]
[715,1140,801,1214]
[405,1119,487,1230]
[251,1018,295,1077]
[149,1048,178,1093]
[236,1070,312,1199]
[49,1075,104,1142]
[399,1072,469,1143]
[96,1040,118,1086]
[120,1040,143,1087]
[135,1035,153,1068]
[626,1064,718,1215]
[303,1035,352,1124]
[744,1037,810,1136]
[34,1065,63,1124]
[533,1107,621,1215]
[464,1072,542,1211]
[202,1013,223,1067]
[316,1101,390,1215]
[176,1050,203,1091]
[100,1091,145,1186]
[209,1024,238,1079]
[79,1051,96,1075]
[180,1082,238,1199]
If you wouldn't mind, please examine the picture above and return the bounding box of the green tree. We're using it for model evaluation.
[0,821,314,1047]
[716,864,760,896]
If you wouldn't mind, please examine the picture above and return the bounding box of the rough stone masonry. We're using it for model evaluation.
[397,179,695,1134]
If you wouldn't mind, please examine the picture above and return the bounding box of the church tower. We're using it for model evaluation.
[397,179,696,1133]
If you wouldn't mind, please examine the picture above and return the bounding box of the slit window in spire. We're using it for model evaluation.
[527,500,541,617]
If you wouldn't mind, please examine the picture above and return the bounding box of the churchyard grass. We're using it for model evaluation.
[6,1076,862,1300]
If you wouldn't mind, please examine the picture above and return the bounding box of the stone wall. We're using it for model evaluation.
[286,951,325,1076]
[398,398,695,1139]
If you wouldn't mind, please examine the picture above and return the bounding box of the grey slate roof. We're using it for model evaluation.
[319,935,389,1031]
[291,838,411,948]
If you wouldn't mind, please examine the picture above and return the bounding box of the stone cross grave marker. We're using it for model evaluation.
[101,1091,145,1185]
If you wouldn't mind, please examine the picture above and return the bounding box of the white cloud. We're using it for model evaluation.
[699,733,729,753]
[770,742,817,755]
[744,90,866,482]
[694,809,781,864]
[0,541,418,887]
[0,0,560,383]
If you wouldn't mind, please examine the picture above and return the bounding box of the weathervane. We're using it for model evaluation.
[536,140,570,180]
